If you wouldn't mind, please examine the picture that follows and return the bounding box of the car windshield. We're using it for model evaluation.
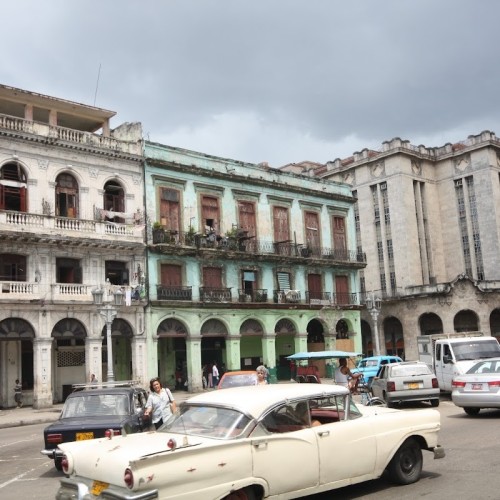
[391,364,431,377]
[467,359,500,374]
[453,340,500,361]
[219,374,257,388]
[358,360,378,368]
[62,394,130,418]
[161,404,252,439]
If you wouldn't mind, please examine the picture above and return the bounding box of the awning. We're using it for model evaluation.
[286,350,362,360]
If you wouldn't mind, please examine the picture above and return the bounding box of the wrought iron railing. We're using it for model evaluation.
[199,287,232,302]
[305,291,332,304]
[237,289,268,303]
[156,285,192,301]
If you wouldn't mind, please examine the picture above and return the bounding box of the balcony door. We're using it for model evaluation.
[160,188,180,231]
[161,264,182,287]
[55,173,78,218]
[308,273,322,301]
[332,216,347,257]
[203,267,222,288]
[335,275,349,305]
[305,212,320,251]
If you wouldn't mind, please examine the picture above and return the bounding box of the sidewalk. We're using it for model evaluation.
[0,389,201,429]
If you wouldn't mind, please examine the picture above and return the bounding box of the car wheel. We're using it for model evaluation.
[223,487,258,500]
[464,407,480,416]
[54,457,63,472]
[430,399,440,407]
[387,437,423,485]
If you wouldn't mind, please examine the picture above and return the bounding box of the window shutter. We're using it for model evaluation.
[277,272,290,290]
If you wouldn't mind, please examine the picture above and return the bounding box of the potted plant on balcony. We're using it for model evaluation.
[185,225,197,246]
[152,221,165,243]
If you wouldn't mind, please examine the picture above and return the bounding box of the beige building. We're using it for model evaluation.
[0,85,146,408]
[282,131,500,360]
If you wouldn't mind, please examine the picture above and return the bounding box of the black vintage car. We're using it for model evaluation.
[41,382,150,470]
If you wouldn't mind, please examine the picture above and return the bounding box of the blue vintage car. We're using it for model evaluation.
[352,355,403,388]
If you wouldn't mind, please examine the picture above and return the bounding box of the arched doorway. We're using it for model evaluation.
[100,318,133,381]
[0,318,34,407]
[275,318,296,380]
[419,313,443,335]
[157,318,188,391]
[383,317,404,358]
[103,180,125,223]
[240,319,264,370]
[454,310,479,332]
[201,318,227,373]
[0,162,28,211]
[55,172,79,218]
[489,309,500,342]
[52,318,87,401]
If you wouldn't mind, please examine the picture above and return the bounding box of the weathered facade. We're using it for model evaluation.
[0,85,146,408]
[283,132,500,359]
[144,143,366,392]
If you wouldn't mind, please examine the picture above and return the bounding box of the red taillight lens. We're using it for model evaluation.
[452,380,466,388]
[488,380,500,387]
[387,381,396,392]
[105,429,121,439]
[61,457,69,474]
[47,434,63,444]
[124,468,134,489]
[432,378,439,389]
[167,438,177,450]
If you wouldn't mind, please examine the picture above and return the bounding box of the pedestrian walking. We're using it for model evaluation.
[14,379,23,408]
[212,361,220,389]
[144,377,176,430]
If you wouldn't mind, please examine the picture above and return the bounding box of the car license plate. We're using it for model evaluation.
[471,383,483,390]
[408,382,419,390]
[76,432,94,440]
[91,480,109,495]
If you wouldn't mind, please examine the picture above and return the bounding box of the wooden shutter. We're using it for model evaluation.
[160,188,180,231]
[273,206,290,242]
[161,264,182,286]
[203,267,222,287]
[277,272,291,291]
[238,201,256,236]
[308,273,322,300]
[333,216,346,250]
[202,196,219,231]
[335,275,349,305]
[305,212,320,249]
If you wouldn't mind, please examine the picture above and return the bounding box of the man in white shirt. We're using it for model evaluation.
[212,362,220,389]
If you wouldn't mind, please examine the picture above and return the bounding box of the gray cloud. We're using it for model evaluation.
[3,0,500,165]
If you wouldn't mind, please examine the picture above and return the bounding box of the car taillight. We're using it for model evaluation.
[488,380,500,387]
[61,454,73,475]
[387,381,396,392]
[124,468,134,489]
[452,380,466,388]
[432,378,439,389]
[47,433,63,444]
[167,438,177,450]
[105,429,121,439]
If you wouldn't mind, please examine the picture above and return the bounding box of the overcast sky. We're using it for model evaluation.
[3,1,500,167]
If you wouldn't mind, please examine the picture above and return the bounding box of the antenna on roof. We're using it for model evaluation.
[93,63,102,106]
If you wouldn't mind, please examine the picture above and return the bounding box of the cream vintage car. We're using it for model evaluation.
[56,384,444,500]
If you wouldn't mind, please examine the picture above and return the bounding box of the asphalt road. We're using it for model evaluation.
[1,397,499,500]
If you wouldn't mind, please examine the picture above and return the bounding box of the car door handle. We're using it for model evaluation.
[318,430,330,437]
[251,440,268,449]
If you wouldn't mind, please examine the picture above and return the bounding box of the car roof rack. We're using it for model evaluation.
[71,380,142,391]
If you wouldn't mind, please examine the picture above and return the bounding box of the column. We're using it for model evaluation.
[131,335,148,387]
[225,334,241,371]
[186,336,203,393]
[262,333,277,383]
[85,338,103,384]
[33,337,54,409]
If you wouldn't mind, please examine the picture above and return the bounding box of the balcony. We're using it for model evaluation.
[199,287,232,303]
[305,291,332,305]
[150,226,366,266]
[156,285,193,301]
[0,210,144,247]
[238,289,268,303]
[274,290,302,304]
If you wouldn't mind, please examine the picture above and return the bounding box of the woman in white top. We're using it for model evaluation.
[145,378,176,429]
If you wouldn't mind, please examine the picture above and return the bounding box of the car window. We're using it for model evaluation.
[391,364,431,377]
[468,359,500,374]
[219,373,257,388]
[162,405,251,439]
[62,394,130,418]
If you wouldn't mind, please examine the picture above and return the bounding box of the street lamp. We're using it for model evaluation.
[92,286,124,382]
[366,293,382,356]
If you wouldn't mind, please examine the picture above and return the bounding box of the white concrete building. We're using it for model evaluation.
[282,132,500,360]
[0,85,146,408]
